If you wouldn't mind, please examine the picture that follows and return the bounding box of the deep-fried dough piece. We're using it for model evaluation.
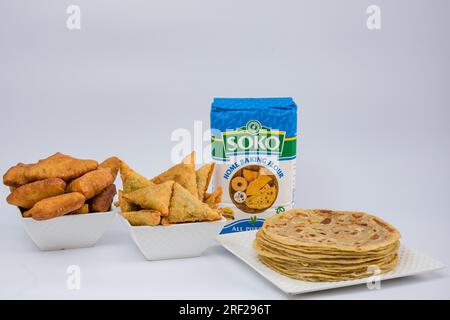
[160,216,170,226]
[151,151,198,198]
[43,152,65,160]
[120,161,153,193]
[118,190,140,212]
[181,151,195,165]
[121,210,161,226]
[25,153,98,181]
[168,183,221,223]
[70,203,89,215]
[26,192,86,221]
[196,162,215,200]
[7,178,66,209]
[3,163,36,187]
[89,184,117,212]
[22,211,32,218]
[99,157,120,180]
[67,168,114,199]
[204,187,223,209]
[123,181,173,215]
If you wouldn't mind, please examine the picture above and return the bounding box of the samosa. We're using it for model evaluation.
[121,210,161,226]
[120,161,153,193]
[204,187,223,209]
[151,151,198,198]
[123,180,174,215]
[118,190,140,212]
[168,183,221,223]
[196,162,215,201]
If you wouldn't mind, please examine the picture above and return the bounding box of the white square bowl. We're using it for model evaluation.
[121,214,228,260]
[20,210,116,251]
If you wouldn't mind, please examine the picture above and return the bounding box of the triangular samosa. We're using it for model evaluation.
[151,151,198,198]
[121,210,161,226]
[118,190,140,212]
[168,183,220,223]
[204,187,223,209]
[120,161,153,193]
[123,180,174,215]
[196,162,215,201]
[182,151,195,165]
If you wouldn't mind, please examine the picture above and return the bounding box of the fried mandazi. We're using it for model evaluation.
[3,162,36,187]
[70,203,89,215]
[7,178,66,209]
[89,184,117,212]
[3,153,121,221]
[67,168,114,200]
[160,216,170,226]
[25,153,98,182]
[99,156,120,180]
[26,192,86,221]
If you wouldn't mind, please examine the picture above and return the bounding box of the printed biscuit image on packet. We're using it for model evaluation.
[211,98,298,234]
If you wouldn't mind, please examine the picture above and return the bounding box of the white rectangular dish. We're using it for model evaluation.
[20,210,116,251]
[217,230,446,295]
[121,214,228,260]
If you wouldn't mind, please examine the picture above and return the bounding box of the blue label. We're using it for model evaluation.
[211,97,298,139]
[220,218,265,234]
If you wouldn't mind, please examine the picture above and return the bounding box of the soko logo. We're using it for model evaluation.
[222,121,286,154]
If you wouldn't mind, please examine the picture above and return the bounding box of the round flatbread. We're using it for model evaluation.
[262,209,400,252]
[254,208,401,282]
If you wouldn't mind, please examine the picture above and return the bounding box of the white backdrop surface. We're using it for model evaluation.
[0,0,449,299]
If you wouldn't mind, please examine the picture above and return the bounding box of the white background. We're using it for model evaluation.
[0,0,449,299]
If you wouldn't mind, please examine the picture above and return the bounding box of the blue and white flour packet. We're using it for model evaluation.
[210,98,298,234]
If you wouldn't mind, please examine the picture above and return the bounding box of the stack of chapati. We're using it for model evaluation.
[254,209,401,282]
